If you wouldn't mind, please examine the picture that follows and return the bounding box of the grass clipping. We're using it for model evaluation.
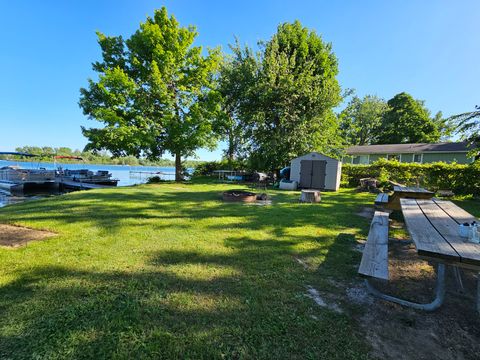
[0,224,55,247]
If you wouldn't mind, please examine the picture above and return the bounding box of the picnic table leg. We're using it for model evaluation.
[453,266,465,293]
[365,263,446,312]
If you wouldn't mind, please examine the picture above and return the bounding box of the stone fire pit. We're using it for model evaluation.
[222,190,257,203]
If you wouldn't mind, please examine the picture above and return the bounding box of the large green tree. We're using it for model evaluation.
[237,21,342,171]
[79,7,222,181]
[339,95,387,145]
[376,92,441,144]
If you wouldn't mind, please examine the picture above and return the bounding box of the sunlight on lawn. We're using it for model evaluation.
[0,182,375,359]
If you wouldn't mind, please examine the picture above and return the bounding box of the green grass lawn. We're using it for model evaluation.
[0,181,434,359]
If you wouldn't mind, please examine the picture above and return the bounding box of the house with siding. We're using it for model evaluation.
[344,141,475,164]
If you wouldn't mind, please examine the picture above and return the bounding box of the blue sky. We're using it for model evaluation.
[0,0,479,161]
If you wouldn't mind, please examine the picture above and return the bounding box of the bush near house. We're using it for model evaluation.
[342,159,480,195]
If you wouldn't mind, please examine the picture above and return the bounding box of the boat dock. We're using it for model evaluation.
[129,171,175,175]
[60,180,113,190]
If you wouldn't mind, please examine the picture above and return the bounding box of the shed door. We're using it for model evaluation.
[299,160,313,188]
[311,161,327,189]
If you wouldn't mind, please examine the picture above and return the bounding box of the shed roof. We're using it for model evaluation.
[346,142,471,155]
[292,152,339,162]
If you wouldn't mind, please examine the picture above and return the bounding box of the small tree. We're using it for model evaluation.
[376,92,440,144]
[79,7,222,181]
[339,95,387,145]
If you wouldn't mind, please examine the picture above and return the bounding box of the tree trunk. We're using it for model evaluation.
[227,131,235,165]
[175,153,183,182]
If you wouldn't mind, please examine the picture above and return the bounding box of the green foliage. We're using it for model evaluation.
[2,146,204,167]
[193,159,247,176]
[377,92,440,144]
[449,105,480,155]
[432,111,454,141]
[146,175,164,183]
[339,95,387,145]
[79,7,222,180]
[342,158,480,195]
[217,40,258,162]
[228,21,342,171]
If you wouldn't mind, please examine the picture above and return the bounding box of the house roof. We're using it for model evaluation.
[346,142,471,155]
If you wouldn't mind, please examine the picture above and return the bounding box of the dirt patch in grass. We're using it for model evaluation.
[0,224,55,247]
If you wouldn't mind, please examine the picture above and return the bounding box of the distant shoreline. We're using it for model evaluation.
[0,159,178,169]
[0,158,202,168]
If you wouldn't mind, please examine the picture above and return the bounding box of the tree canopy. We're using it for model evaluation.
[450,105,480,155]
[79,7,222,180]
[231,21,342,171]
[77,8,459,173]
[376,92,441,144]
[216,40,258,163]
[339,95,387,145]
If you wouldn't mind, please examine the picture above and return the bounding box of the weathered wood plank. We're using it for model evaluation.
[375,193,389,205]
[358,211,390,280]
[394,186,434,195]
[400,199,459,261]
[433,199,477,225]
[419,200,480,268]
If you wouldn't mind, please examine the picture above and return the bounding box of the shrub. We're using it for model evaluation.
[147,176,163,183]
[193,159,247,176]
[342,159,480,195]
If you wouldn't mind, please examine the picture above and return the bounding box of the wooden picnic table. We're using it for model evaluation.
[401,198,480,271]
[400,198,480,312]
[394,185,435,196]
[387,185,435,210]
[360,198,480,313]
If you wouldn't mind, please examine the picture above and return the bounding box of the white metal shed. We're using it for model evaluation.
[290,152,342,191]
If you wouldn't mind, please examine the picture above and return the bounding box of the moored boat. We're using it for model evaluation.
[57,168,119,186]
[54,156,119,187]
[0,165,58,193]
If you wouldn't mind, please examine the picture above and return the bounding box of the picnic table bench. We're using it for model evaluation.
[358,211,390,280]
[374,193,389,209]
[359,198,480,313]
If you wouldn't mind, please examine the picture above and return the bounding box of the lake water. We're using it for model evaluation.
[0,160,177,208]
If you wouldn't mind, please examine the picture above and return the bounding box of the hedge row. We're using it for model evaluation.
[342,159,480,195]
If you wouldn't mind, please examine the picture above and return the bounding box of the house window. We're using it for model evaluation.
[387,154,400,161]
[413,154,422,163]
[352,156,360,164]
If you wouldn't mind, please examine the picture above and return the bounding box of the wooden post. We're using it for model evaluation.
[300,189,321,203]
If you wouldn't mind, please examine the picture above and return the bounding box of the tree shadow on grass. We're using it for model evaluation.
[0,186,370,240]
[0,183,373,358]
[0,232,371,359]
